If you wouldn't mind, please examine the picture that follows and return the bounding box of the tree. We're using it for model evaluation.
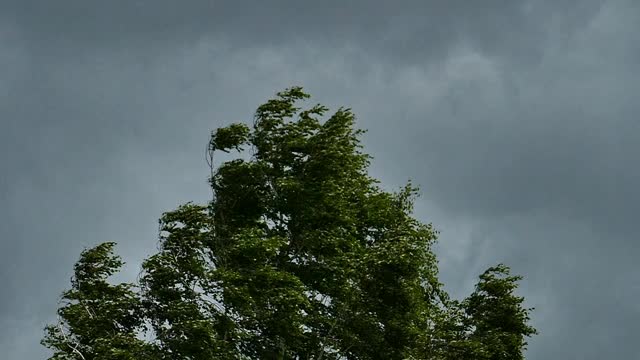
[459,265,537,360]
[41,242,155,359]
[43,87,536,359]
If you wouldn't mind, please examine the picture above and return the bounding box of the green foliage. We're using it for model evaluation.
[43,87,537,359]
[41,242,156,359]
[459,265,538,360]
[210,123,251,153]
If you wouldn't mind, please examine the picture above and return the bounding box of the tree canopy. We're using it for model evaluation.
[43,87,536,359]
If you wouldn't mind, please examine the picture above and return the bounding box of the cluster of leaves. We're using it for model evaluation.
[43,87,536,359]
[42,243,156,359]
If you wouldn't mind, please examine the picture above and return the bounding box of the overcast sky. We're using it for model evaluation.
[1,1,638,358]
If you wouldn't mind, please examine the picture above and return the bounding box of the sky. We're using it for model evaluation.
[1,0,638,358]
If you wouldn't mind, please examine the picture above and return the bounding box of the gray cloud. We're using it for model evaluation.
[1,0,604,65]
[1,1,638,359]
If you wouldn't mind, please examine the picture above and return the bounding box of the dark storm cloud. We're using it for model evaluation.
[1,1,637,359]
[2,0,603,65]
[395,1,640,239]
